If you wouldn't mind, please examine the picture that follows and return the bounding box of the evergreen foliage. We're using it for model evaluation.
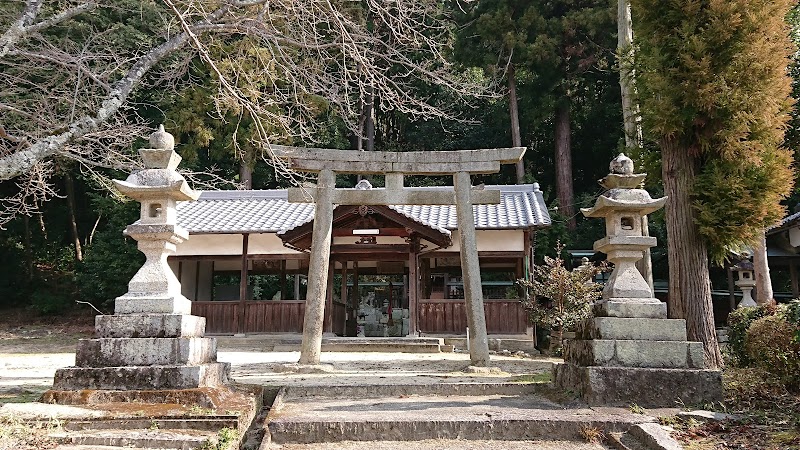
[631,0,796,262]
[518,242,607,348]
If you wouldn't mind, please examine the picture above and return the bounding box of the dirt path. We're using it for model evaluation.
[0,326,557,402]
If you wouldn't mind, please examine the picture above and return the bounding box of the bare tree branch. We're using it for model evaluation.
[0,0,487,226]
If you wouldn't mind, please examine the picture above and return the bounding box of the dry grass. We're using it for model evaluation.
[0,416,59,450]
[671,367,800,450]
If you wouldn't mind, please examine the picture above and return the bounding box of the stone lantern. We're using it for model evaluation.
[553,153,722,407]
[48,125,229,396]
[732,259,757,308]
[581,153,666,308]
[112,124,199,315]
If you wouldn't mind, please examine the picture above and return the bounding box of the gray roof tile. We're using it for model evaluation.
[176,184,551,234]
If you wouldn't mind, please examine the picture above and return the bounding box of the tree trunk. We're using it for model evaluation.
[753,231,774,304]
[661,136,723,369]
[508,64,524,183]
[555,101,576,229]
[23,214,33,281]
[365,87,375,152]
[63,170,83,262]
[617,0,642,149]
[618,0,652,290]
[239,147,254,189]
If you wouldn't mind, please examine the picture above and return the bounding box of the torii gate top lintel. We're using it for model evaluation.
[270,145,526,175]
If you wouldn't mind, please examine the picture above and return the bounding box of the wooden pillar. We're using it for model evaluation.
[341,262,349,336]
[238,233,250,335]
[299,169,335,365]
[791,262,799,298]
[409,238,419,336]
[280,259,286,300]
[194,260,200,301]
[324,260,334,334]
[454,171,491,366]
[353,262,360,308]
[294,274,300,301]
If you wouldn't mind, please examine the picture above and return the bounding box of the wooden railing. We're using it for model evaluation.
[417,298,529,334]
[193,298,530,335]
[192,300,306,334]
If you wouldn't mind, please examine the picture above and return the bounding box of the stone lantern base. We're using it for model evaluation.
[553,300,722,407]
[48,313,229,396]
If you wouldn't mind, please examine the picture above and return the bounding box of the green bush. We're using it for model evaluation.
[726,303,776,366]
[781,299,800,343]
[744,315,800,392]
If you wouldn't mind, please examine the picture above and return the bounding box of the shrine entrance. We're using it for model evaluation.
[271,145,526,366]
[280,201,452,338]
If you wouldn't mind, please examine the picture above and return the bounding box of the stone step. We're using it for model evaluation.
[594,300,667,319]
[280,382,542,399]
[62,417,240,432]
[274,342,446,353]
[50,429,217,450]
[260,439,611,449]
[54,446,166,450]
[52,362,229,390]
[94,314,206,339]
[266,393,653,444]
[579,317,687,341]
[553,363,723,407]
[563,339,704,369]
[75,337,217,367]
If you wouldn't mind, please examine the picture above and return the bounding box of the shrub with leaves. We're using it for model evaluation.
[727,303,777,366]
[781,298,800,343]
[745,315,800,392]
[518,243,606,353]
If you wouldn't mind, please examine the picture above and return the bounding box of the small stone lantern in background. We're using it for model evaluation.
[732,259,757,308]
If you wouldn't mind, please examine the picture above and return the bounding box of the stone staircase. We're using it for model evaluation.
[259,382,673,449]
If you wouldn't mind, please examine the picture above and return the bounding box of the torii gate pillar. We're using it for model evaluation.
[454,171,491,364]
[298,169,335,364]
[273,146,525,367]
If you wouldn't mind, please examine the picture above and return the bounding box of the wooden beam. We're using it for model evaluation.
[171,253,309,262]
[332,244,411,253]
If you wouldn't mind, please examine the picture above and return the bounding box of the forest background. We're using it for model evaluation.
[0,0,798,319]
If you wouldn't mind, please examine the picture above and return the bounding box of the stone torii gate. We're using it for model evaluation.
[271,146,526,367]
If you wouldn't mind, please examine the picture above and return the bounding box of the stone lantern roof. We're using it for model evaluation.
[581,153,666,218]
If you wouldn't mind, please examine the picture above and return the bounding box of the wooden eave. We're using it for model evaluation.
[280,204,451,251]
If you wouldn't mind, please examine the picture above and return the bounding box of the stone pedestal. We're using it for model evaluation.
[554,301,722,406]
[52,314,228,391]
[556,154,722,407]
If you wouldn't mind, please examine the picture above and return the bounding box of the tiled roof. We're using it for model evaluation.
[176,184,551,234]
[766,210,800,234]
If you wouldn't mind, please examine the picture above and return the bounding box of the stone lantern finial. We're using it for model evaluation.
[610,153,634,175]
[149,124,174,151]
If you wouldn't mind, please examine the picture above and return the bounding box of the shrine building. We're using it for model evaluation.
[169,183,551,336]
